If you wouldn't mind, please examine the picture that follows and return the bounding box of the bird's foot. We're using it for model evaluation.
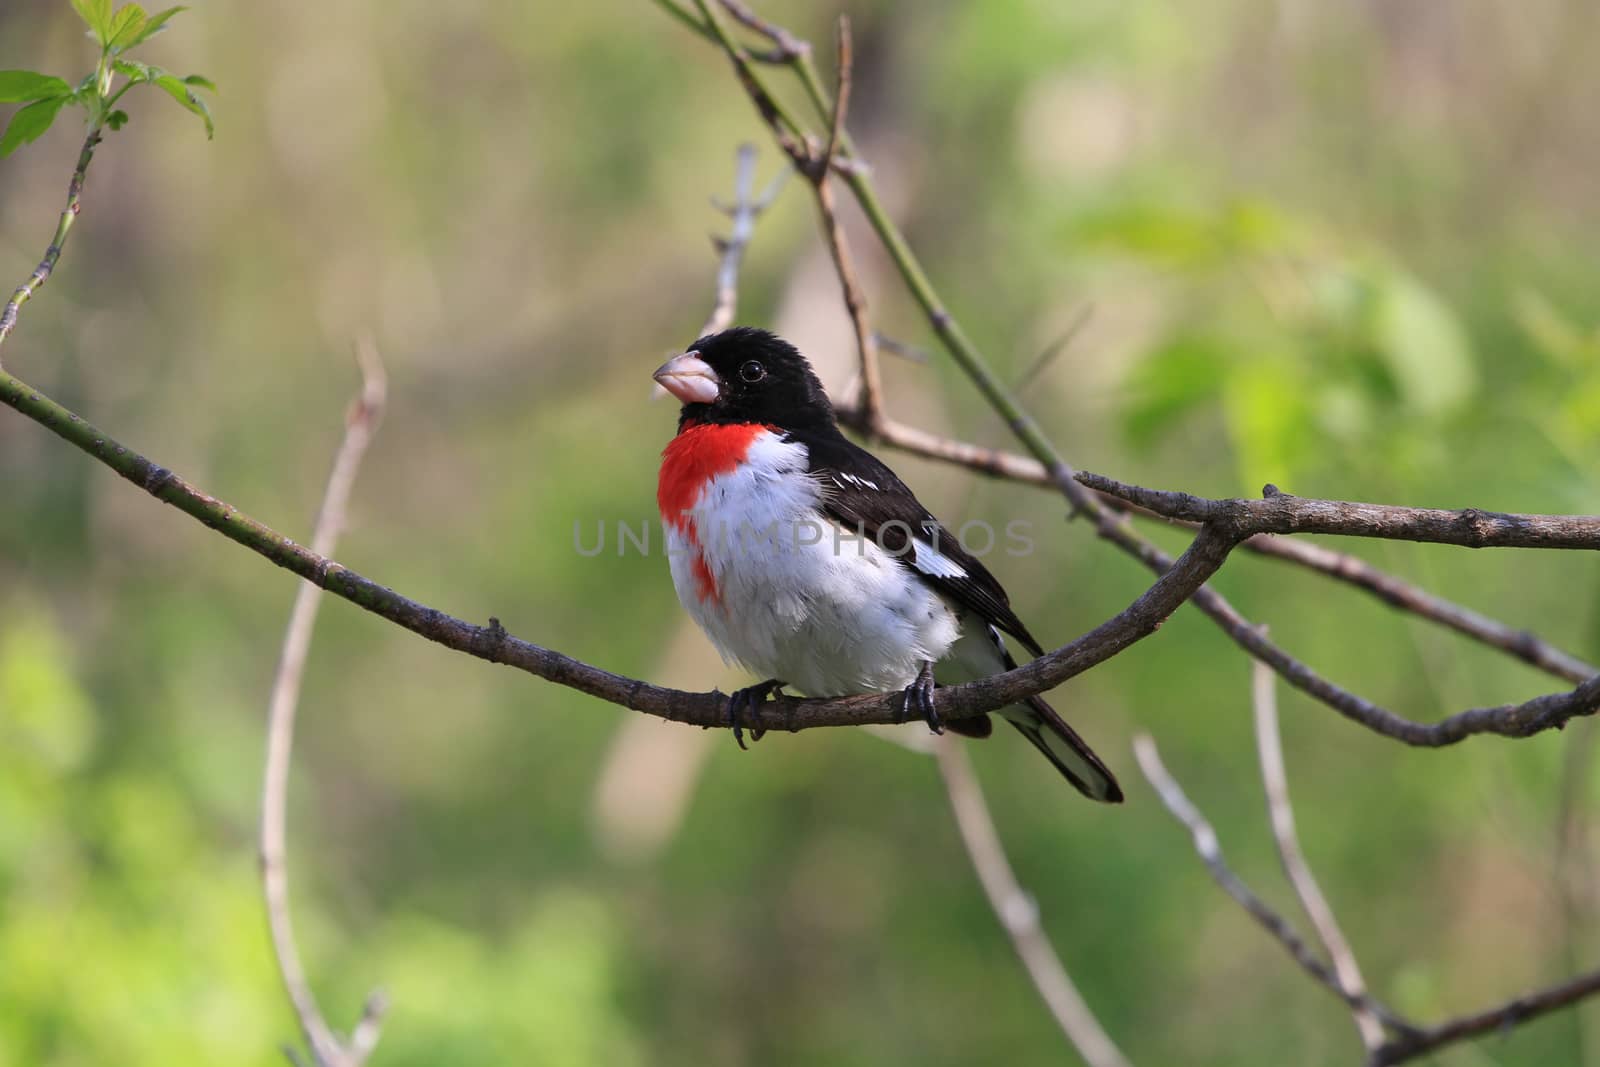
[726,678,784,749]
[899,660,941,735]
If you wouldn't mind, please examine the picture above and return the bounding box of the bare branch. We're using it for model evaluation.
[1211,602,1600,746]
[0,364,1254,730]
[690,0,811,162]
[1370,969,1600,1066]
[1252,656,1385,1050]
[821,15,851,178]
[647,0,793,63]
[1240,535,1596,684]
[671,0,1600,752]
[829,412,1596,684]
[1133,734,1415,1035]
[1078,473,1600,551]
[717,0,810,61]
[808,15,884,432]
[936,737,1132,1067]
[700,143,789,338]
[0,127,103,363]
[260,337,389,1067]
[1140,725,1600,1067]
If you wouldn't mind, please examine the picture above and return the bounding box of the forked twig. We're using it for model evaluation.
[1132,734,1412,1033]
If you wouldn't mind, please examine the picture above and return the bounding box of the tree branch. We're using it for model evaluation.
[0,365,1255,730]
[260,338,389,1067]
[833,409,1596,683]
[668,0,1600,758]
[1369,969,1600,1066]
[1251,656,1385,1050]
[1078,473,1600,551]
[665,0,1600,753]
[936,737,1132,1067]
[0,126,102,362]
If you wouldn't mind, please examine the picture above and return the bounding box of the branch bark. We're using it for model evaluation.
[0,360,1255,730]
[1369,969,1600,1066]
[0,127,102,361]
[1079,473,1600,551]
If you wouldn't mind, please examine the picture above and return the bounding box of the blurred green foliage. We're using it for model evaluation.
[2,0,1599,1064]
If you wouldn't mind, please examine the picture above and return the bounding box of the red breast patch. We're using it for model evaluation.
[658,422,771,604]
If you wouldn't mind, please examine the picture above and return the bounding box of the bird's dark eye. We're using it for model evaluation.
[739,360,766,383]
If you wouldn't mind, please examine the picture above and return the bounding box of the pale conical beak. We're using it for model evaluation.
[652,351,721,405]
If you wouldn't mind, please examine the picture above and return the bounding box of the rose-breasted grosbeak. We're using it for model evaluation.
[653,327,1121,802]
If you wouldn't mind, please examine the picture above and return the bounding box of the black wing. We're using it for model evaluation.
[786,425,1044,657]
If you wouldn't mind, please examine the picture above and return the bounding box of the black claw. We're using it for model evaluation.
[726,690,748,750]
[726,679,783,749]
[902,661,941,735]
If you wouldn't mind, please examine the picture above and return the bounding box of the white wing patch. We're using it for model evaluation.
[911,534,969,580]
[831,472,880,492]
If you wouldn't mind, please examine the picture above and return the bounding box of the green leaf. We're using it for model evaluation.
[120,5,187,49]
[182,73,215,92]
[0,71,72,103]
[0,96,69,157]
[68,0,114,42]
[105,3,147,51]
[154,73,212,138]
[112,58,159,82]
[106,108,129,130]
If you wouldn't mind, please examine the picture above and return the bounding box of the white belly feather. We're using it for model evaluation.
[665,430,962,696]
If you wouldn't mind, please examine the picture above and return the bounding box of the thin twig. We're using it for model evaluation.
[690,0,811,162]
[1252,655,1385,1050]
[1554,718,1599,1063]
[808,15,883,431]
[717,0,809,61]
[936,737,1132,1067]
[260,338,389,1067]
[820,15,851,179]
[699,143,789,337]
[1132,734,1415,1034]
[1012,305,1094,393]
[872,332,930,364]
[648,0,792,63]
[0,127,103,362]
[1241,535,1596,684]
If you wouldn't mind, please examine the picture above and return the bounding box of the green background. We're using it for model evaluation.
[2,0,1599,1064]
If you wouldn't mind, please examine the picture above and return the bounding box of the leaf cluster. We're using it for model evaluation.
[0,0,213,157]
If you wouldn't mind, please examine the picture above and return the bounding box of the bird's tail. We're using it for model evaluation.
[1000,696,1123,803]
